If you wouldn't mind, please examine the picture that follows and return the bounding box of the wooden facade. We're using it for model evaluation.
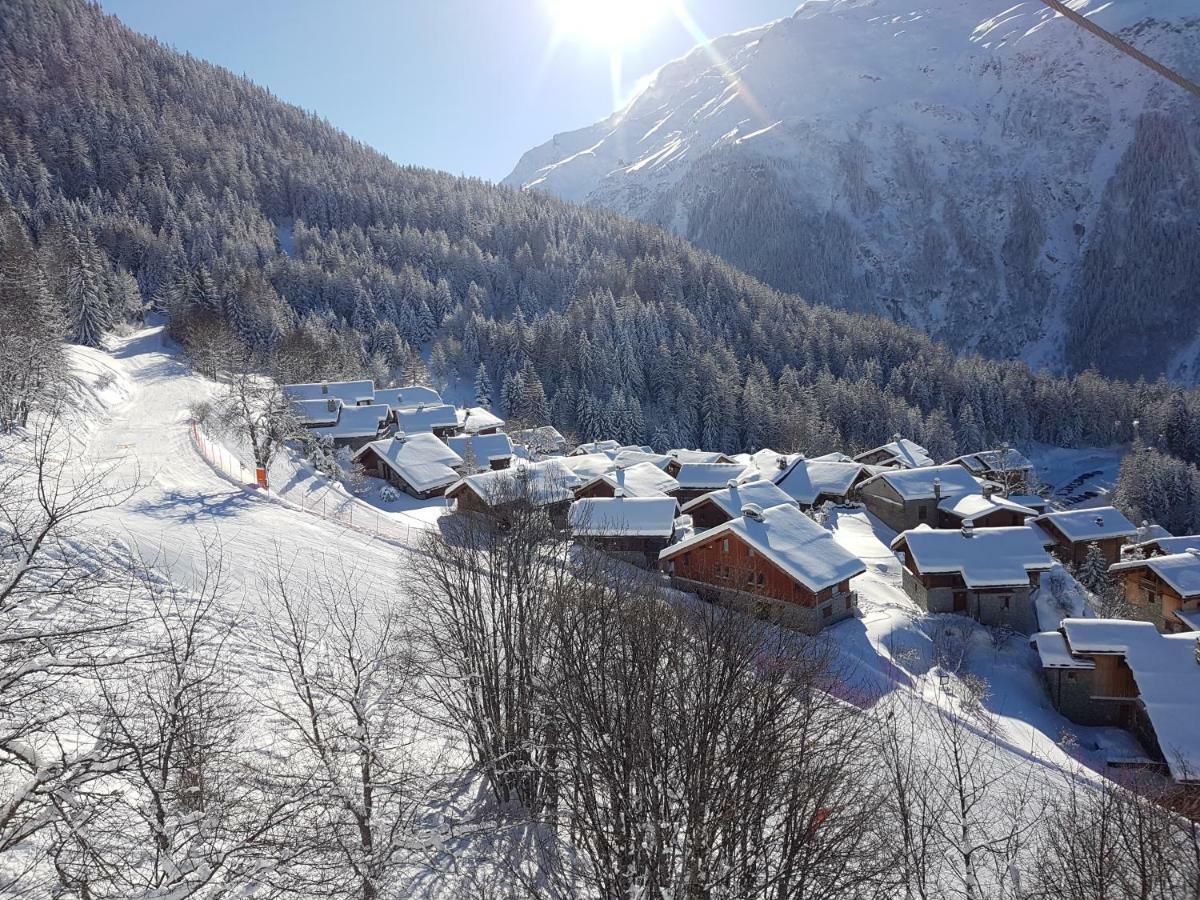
[1116,566,1200,634]
[937,507,1029,530]
[355,445,453,499]
[684,496,736,531]
[1041,523,1126,568]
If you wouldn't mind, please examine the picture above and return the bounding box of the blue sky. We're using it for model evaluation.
[97,0,797,182]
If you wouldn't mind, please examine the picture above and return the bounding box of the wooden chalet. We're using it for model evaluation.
[353,433,463,499]
[456,406,505,435]
[679,478,797,530]
[858,465,981,533]
[374,385,443,412]
[936,489,1038,529]
[672,462,749,504]
[446,432,514,471]
[569,496,679,566]
[283,380,376,407]
[947,448,1035,489]
[1032,507,1138,568]
[664,449,736,478]
[573,462,679,500]
[445,459,580,528]
[1109,550,1200,633]
[394,403,460,438]
[853,437,934,470]
[659,502,866,635]
[306,403,391,450]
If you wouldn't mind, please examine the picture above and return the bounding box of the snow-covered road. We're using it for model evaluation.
[79,326,411,597]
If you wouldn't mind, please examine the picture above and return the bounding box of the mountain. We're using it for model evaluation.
[4,0,1200,463]
[505,0,1200,382]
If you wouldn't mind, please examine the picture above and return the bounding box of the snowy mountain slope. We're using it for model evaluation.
[505,0,1200,381]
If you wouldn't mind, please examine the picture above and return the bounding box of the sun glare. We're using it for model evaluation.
[546,0,674,48]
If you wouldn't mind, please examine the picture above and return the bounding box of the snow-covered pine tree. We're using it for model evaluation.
[474,363,493,409]
[1076,542,1112,597]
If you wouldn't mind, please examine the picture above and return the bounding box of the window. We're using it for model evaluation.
[722,538,730,553]
[918,507,928,521]
[822,605,832,618]
[682,552,690,567]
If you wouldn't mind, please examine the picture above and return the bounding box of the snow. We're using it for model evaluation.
[356,433,464,494]
[673,462,749,489]
[1110,551,1200,599]
[446,432,514,464]
[663,503,866,593]
[290,397,341,426]
[569,496,680,538]
[1033,506,1138,542]
[860,464,981,501]
[937,492,1038,521]
[856,438,935,469]
[1131,534,1200,556]
[1032,631,1096,669]
[680,478,797,519]
[282,379,375,405]
[394,403,458,434]
[572,439,622,455]
[949,448,1034,476]
[611,449,672,470]
[772,458,867,505]
[558,451,619,480]
[667,449,731,465]
[307,403,390,439]
[455,405,504,434]
[893,525,1055,589]
[447,459,580,508]
[374,385,443,411]
[582,462,679,498]
[1058,618,1200,782]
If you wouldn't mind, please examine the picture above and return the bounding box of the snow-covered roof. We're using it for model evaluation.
[611,449,672,470]
[456,406,505,434]
[510,426,567,451]
[308,403,390,439]
[892,525,1054,589]
[447,432,515,463]
[860,464,980,501]
[1058,618,1200,782]
[1008,494,1050,511]
[1132,534,1200,556]
[668,449,733,465]
[1034,506,1138,543]
[373,385,442,411]
[1032,631,1096,670]
[773,458,867,505]
[812,451,853,463]
[570,496,679,538]
[854,438,934,469]
[949,448,1034,475]
[283,380,376,405]
[581,462,679,499]
[559,452,619,480]
[680,478,797,519]
[674,462,748,489]
[662,503,866,593]
[353,433,463,493]
[447,459,580,507]
[291,397,341,426]
[572,440,622,455]
[736,448,793,480]
[937,492,1038,521]
[394,403,459,434]
[1110,551,1200,599]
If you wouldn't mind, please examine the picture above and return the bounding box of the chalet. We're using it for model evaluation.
[665,449,736,477]
[569,496,679,566]
[394,403,459,437]
[673,463,750,504]
[1127,533,1200,558]
[509,425,567,458]
[733,448,792,480]
[1109,551,1200,633]
[446,432,514,471]
[573,462,679,499]
[936,490,1038,529]
[373,385,442,411]
[456,406,505,435]
[1008,494,1051,515]
[353,433,463,499]
[858,465,981,533]
[680,478,797,530]
[559,452,619,482]
[947,448,1035,489]
[853,437,934,470]
[891,525,1055,633]
[572,440,622,456]
[445,459,579,527]
[1033,619,1200,787]
[1033,507,1137,568]
[306,403,391,450]
[283,380,376,407]
[290,398,342,429]
[660,502,866,635]
[772,457,872,509]
[611,449,672,470]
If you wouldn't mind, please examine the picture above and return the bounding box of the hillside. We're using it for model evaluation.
[4,0,1200,464]
[505,0,1200,382]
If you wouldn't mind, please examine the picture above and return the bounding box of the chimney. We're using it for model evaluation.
[742,503,764,522]
[933,477,942,500]
[982,483,996,500]
[1094,515,1105,527]
[962,519,975,538]
[777,455,789,470]
[326,398,337,413]
[614,468,626,499]
[892,433,902,443]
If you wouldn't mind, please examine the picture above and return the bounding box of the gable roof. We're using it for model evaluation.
[680,478,797,519]
[1033,506,1138,543]
[283,380,376,405]
[374,385,442,411]
[854,438,934,469]
[773,458,868,505]
[891,525,1054,589]
[569,496,679,538]
[949,448,1034,475]
[308,403,391,439]
[353,433,463,493]
[558,452,619,481]
[611,450,672,470]
[447,432,515,463]
[1056,619,1200,782]
[662,503,866,593]
[456,406,505,434]
[572,440,622,456]
[579,462,679,499]
[394,403,459,433]
[937,492,1038,522]
[291,397,342,426]
[447,459,580,507]
[860,464,980,502]
[1132,534,1200,556]
[674,462,748,489]
[669,449,734,466]
[1110,550,1200,599]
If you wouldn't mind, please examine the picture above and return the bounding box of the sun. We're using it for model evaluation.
[545,0,675,49]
